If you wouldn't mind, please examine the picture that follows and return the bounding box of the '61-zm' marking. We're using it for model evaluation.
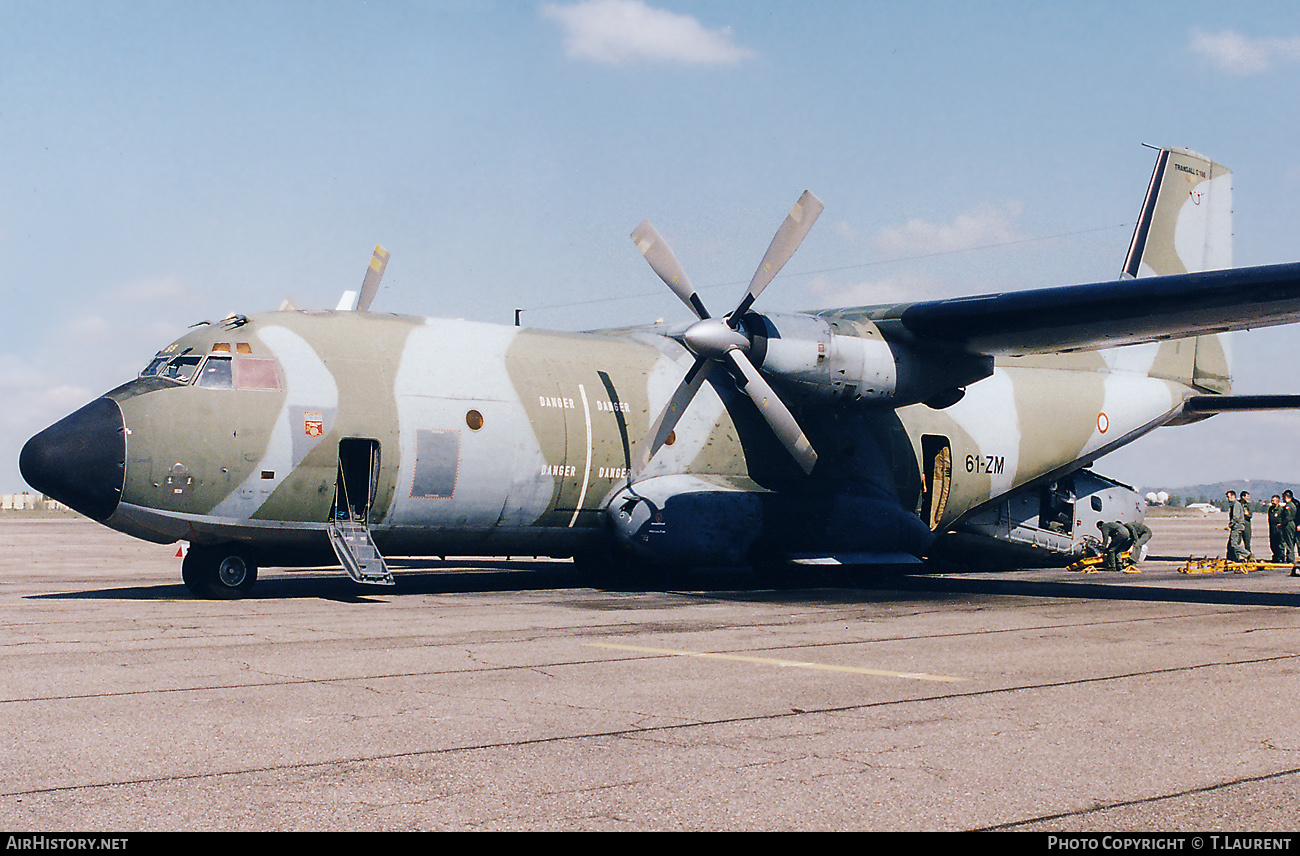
[965,454,1005,475]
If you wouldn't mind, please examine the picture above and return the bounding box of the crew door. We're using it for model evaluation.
[334,438,380,523]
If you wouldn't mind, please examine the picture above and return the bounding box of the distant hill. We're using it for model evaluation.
[1140,479,1300,505]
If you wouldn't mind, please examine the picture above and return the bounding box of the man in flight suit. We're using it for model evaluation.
[1097,520,1134,572]
[1226,490,1250,562]
[1241,491,1254,556]
[1282,490,1298,565]
[1125,519,1152,569]
[1269,495,1284,563]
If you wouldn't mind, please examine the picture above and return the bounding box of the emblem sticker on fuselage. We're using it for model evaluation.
[304,411,324,437]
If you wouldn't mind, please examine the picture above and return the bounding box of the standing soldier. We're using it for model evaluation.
[1268,495,1283,563]
[1226,490,1248,561]
[1286,490,1300,573]
[1241,491,1254,557]
[1282,490,1298,566]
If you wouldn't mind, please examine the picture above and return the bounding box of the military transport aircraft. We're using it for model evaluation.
[20,147,1300,597]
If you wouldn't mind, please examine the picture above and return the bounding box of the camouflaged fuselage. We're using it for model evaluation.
[91,307,1209,562]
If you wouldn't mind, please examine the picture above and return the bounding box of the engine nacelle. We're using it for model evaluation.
[606,475,936,567]
[607,475,763,566]
[741,312,992,407]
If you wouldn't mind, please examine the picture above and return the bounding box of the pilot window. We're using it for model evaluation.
[196,356,234,389]
[139,355,170,378]
[161,355,203,383]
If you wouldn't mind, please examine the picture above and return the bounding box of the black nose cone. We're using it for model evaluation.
[19,397,126,521]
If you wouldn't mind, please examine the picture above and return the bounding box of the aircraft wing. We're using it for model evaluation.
[857,261,1300,356]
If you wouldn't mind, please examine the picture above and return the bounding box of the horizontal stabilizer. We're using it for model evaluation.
[1183,395,1300,413]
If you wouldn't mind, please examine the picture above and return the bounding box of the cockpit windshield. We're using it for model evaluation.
[140,355,171,378]
[139,347,281,390]
[161,355,203,383]
[140,350,203,384]
[195,356,233,388]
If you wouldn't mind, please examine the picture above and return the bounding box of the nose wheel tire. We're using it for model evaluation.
[182,545,258,599]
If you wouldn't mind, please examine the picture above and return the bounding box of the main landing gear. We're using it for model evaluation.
[182,544,258,599]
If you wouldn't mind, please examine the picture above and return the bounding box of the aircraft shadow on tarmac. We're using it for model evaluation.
[26,560,1300,608]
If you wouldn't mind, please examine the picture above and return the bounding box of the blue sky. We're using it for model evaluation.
[4,0,1300,494]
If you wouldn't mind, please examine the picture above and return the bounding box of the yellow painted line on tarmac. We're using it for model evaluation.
[586,642,963,682]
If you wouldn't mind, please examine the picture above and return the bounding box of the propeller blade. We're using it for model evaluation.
[730,190,824,325]
[631,220,711,320]
[725,349,818,475]
[634,356,714,474]
[356,245,390,312]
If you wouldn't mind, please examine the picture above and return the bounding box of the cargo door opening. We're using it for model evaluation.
[1038,477,1076,535]
[334,438,380,524]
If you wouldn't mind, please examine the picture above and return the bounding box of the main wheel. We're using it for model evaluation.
[182,545,258,599]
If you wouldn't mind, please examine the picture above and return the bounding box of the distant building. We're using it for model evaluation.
[1186,502,1222,515]
[1,493,68,511]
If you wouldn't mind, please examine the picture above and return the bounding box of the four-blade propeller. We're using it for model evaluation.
[631,191,824,476]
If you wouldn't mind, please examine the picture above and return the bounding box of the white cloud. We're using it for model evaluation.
[807,270,946,308]
[0,355,91,433]
[803,202,1030,308]
[1190,30,1300,75]
[0,355,95,493]
[872,201,1024,259]
[541,0,755,65]
[2,273,202,491]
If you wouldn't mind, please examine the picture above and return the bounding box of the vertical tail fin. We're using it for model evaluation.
[1125,147,1234,395]
[1123,147,1233,278]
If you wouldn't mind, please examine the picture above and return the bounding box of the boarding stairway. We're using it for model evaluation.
[327,519,394,586]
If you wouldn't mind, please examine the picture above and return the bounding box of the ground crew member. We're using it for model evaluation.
[1269,495,1284,562]
[1125,520,1152,568]
[1241,491,1254,555]
[1283,490,1298,565]
[1226,490,1249,561]
[1097,520,1134,572]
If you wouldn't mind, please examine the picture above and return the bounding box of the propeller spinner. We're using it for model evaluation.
[632,191,824,476]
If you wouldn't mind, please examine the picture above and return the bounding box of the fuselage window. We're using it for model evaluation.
[196,356,234,389]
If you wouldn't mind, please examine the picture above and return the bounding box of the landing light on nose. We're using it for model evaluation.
[19,397,126,521]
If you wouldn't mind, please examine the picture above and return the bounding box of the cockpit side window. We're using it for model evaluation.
[161,355,203,383]
[140,355,171,378]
